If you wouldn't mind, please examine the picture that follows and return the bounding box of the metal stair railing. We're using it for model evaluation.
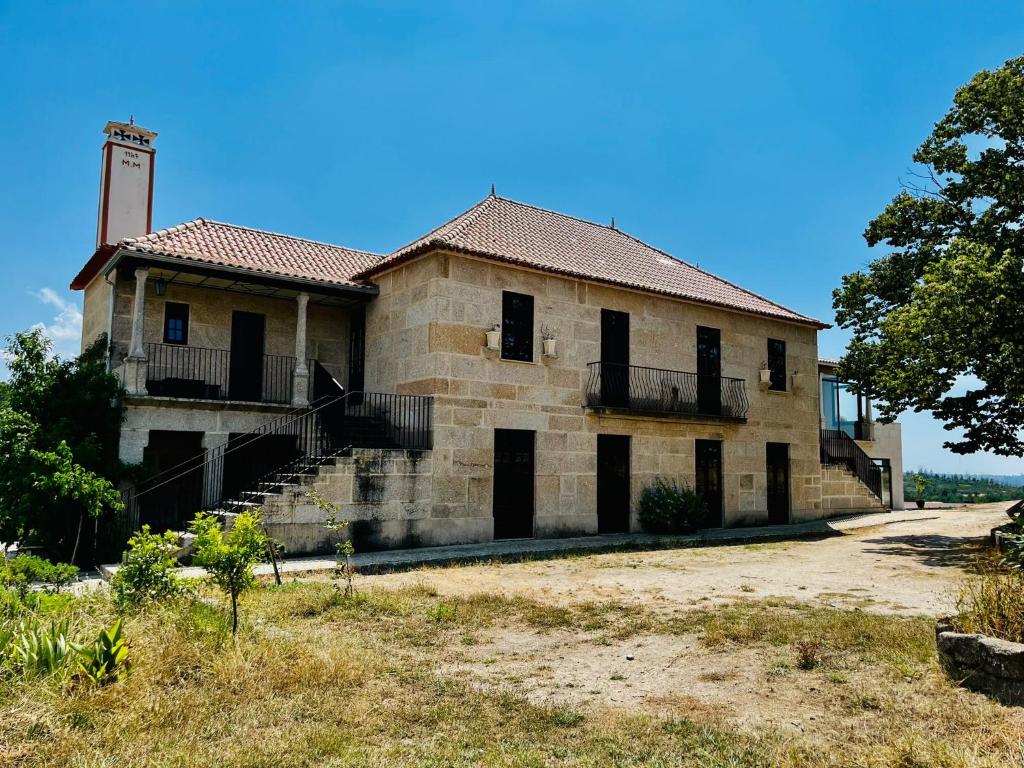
[110,387,434,553]
[819,428,883,501]
[117,396,346,542]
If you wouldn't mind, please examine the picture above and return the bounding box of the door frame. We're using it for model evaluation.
[696,325,722,416]
[600,309,630,408]
[765,442,791,525]
[229,310,266,402]
[596,434,631,534]
[694,438,724,528]
[492,428,536,540]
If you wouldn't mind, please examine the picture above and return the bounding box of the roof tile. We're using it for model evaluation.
[120,218,381,287]
[357,195,826,327]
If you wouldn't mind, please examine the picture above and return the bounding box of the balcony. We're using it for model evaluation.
[584,362,749,421]
[142,342,311,405]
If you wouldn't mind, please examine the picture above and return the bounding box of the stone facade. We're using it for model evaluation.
[362,250,826,542]
[92,247,897,553]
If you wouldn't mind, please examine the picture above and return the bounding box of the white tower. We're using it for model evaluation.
[96,119,157,247]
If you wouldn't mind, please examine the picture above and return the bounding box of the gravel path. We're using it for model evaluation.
[368,503,1015,616]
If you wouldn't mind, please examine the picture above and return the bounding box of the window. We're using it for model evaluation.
[501,291,534,362]
[767,338,786,391]
[163,302,189,345]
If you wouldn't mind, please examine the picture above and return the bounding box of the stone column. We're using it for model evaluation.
[121,267,149,395]
[291,292,310,406]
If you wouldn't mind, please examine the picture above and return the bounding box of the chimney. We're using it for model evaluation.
[96,118,157,247]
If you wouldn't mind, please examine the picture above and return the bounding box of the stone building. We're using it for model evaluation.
[72,121,904,554]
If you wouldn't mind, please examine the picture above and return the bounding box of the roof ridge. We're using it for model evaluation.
[491,194,617,232]
[199,218,383,258]
[386,196,496,256]
[123,217,207,244]
[438,194,499,244]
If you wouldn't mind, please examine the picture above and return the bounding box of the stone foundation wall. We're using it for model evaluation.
[260,448,442,554]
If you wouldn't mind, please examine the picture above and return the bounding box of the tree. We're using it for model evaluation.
[833,56,1024,456]
[189,510,268,635]
[0,330,125,562]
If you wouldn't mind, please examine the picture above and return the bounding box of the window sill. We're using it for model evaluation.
[483,347,538,365]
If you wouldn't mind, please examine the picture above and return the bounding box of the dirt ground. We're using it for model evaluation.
[351,505,1024,752]
[368,503,1014,617]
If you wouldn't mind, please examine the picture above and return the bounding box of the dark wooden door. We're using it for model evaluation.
[140,430,204,533]
[696,326,721,415]
[600,309,630,407]
[229,311,265,402]
[493,429,535,539]
[766,442,790,525]
[597,434,631,533]
[695,439,723,528]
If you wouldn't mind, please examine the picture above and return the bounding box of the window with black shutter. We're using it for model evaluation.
[767,338,786,391]
[501,291,534,362]
[163,302,189,345]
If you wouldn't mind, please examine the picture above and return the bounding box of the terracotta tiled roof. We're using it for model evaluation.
[356,195,827,328]
[84,218,382,289]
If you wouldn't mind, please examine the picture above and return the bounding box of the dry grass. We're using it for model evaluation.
[955,558,1024,643]
[0,581,1022,767]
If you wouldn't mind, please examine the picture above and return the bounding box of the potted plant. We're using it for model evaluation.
[913,473,930,509]
[540,324,558,357]
[485,323,501,350]
[758,361,772,387]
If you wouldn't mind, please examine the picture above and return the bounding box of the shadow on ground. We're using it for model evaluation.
[859,533,988,569]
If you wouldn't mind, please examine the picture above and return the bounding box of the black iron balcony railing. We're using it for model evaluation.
[143,342,299,405]
[584,362,749,420]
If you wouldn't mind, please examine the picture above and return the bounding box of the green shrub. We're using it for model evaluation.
[637,478,702,534]
[9,617,74,678]
[111,526,184,610]
[75,619,129,685]
[190,510,268,635]
[0,554,78,594]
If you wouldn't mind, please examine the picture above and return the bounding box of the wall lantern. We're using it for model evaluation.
[154,278,167,296]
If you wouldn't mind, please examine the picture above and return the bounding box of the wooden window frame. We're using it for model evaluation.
[163,301,190,346]
[767,338,786,392]
[501,291,534,362]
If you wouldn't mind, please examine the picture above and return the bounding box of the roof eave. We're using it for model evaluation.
[92,247,380,297]
[356,241,830,330]
[70,244,118,290]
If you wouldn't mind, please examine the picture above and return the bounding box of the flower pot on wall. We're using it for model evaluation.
[542,338,557,357]
[485,330,501,350]
[759,368,772,386]
[791,371,804,390]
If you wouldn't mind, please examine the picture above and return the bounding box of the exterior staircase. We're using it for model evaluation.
[108,384,432,558]
[819,428,886,514]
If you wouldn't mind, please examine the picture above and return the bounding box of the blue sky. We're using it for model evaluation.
[1,1,1022,475]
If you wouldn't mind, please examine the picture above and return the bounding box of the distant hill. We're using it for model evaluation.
[906,470,1022,503]
[972,474,1024,488]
